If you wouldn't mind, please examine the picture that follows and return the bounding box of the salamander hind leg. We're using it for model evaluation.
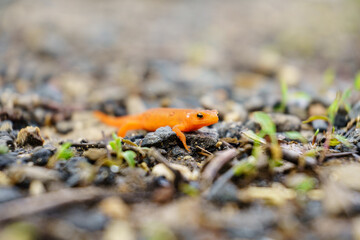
[172,125,190,152]
[117,121,143,137]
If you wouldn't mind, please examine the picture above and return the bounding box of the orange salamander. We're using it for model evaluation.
[94,108,219,151]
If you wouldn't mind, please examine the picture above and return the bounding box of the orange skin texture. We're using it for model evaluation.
[94,108,219,151]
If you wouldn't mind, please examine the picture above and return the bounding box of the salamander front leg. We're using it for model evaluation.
[172,125,190,152]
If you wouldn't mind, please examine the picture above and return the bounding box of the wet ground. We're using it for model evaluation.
[1,0,360,239]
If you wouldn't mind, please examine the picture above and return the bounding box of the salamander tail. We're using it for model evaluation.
[93,111,128,127]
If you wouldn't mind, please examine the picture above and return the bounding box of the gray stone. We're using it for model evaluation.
[312,119,328,132]
[56,121,74,134]
[140,126,177,148]
[214,122,244,139]
[350,101,360,119]
[0,187,23,203]
[185,128,219,150]
[245,113,301,133]
[0,130,15,151]
[32,148,54,166]
[141,126,218,151]
[0,152,17,169]
[243,96,265,112]
[63,208,108,231]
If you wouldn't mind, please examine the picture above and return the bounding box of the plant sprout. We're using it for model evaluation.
[109,133,137,168]
[323,68,335,87]
[253,112,283,167]
[233,157,257,177]
[0,145,8,154]
[275,78,288,113]
[354,71,360,91]
[56,142,74,160]
[295,177,316,194]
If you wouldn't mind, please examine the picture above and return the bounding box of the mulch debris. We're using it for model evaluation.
[1,1,360,239]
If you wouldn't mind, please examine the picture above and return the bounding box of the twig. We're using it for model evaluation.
[0,187,109,222]
[205,167,235,200]
[196,146,212,157]
[201,149,237,188]
[220,140,234,149]
[318,124,333,163]
[70,143,106,149]
[324,151,357,160]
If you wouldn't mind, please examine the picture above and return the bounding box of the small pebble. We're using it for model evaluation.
[0,187,23,203]
[63,208,108,231]
[152,163,175,182]
[98,197,130,219]
[333,111,350,128]
[55,121,74,134]
[308,101,327,116]
[214,122,244,139]
[31,148,54,166]
[349,101,360,119]
[0,121,13,132]
[277,64,300,86]
[33,108,47,125]
[269,113,301,132]
[29,180,46,196]
[243,96,265,112]
[0,131,15,151]
[94,167,116,185]
[0,153,17,170]
[83,148,107,161]
[312,119,328,132]
[103,220,136,240]
[207,182,239,203]
[15,126,44,147]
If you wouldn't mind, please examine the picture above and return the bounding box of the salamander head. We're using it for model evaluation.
[186,109,219,131]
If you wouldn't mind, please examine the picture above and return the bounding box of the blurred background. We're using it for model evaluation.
[1,0,360,108]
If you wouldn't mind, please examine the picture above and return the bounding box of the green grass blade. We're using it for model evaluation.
[57,142,74,160]
[242,130,267,144]
[253,112,276,135]
[354,71,360,91]
[284,131,307,143]
[122,150,136,168]
[302,115,329,124]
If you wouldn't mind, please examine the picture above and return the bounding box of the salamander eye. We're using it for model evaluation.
[197,113,204,119]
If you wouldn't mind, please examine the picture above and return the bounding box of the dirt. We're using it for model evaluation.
[1,1,360,240]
